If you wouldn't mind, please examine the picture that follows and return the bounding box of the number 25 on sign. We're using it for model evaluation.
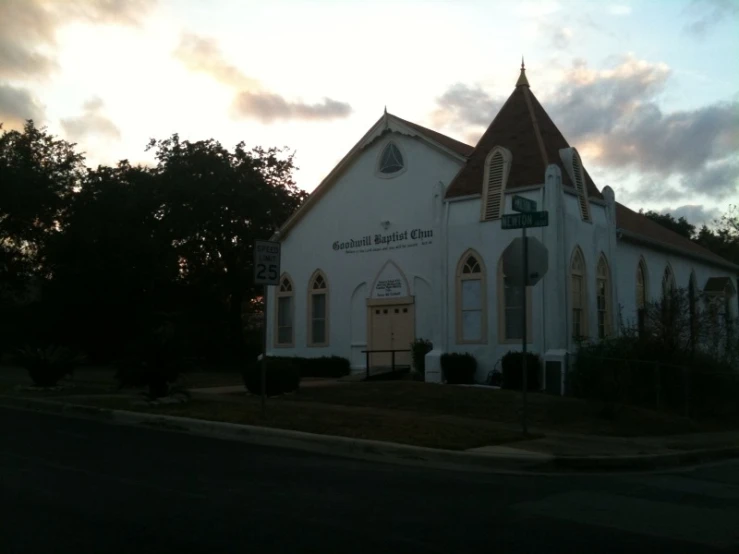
[254,240,281,285]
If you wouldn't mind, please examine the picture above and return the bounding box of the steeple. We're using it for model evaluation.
[516,56,529,87]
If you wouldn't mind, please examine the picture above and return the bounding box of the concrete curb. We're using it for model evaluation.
[2,395,738,473]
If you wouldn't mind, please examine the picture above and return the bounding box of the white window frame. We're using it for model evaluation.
[456,249,487,344]
[307,270,329,347]
[274,273,295,348]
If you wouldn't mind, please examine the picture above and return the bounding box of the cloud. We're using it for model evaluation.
[431,83,501,135]
[545,56,739,197]
[64,0,156,26]
[231,92,351,124]
[663,204,721,226]
[550,26,573,49]
[174,32,352,123]
[61,96,121,140]
[683,0,739,38]
[431,54,739,201]
[0,0,57,79]
[681,160,739,199]
[173,32,259,90]
[0,0,155,79]
[0,84,44,128]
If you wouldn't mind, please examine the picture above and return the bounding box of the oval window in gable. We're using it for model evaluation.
[379,142,404,175]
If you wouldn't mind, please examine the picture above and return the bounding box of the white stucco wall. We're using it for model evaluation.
[266,131,464,369]
[444,187,547,379]
[614,240,737,328]
[560,190,617,347]
[266,133,737,382]
[443,172,618,382]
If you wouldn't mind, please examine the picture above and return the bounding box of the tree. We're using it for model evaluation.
[0,121,84,356]
[0,121,84,293]
[642,210,696,240]
[42,161,179,360]
[692,205,739,266]
[145,135,307,358]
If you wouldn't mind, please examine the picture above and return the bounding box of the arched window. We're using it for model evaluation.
[571,247,587,339]
[596,254,612,339]
[481,146,512,221]
[689,272,698,351]
[378,142,404,175]
[456,250,487,343]
[497,257,532,342]
[308,270,329,347]
[661,265,677,322]
[636,258,648,336]
[275,274,294,347]
[662,266,675,297]
[662,265,676,302]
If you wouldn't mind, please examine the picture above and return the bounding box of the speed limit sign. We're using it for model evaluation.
[254,240,281,285]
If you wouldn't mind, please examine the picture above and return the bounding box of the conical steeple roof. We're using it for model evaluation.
[445,64,602,199]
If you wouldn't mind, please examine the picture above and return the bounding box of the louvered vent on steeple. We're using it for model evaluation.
[571,149,591,222]
[481,146,512,221]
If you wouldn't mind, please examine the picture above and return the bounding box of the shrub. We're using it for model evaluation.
[571,329,739,419]
[242,357,300,396]
[410,338,433,376]
[441,352,477,384]
[14,344,84,388]
[114,322,184,399]
[501,351,541,391]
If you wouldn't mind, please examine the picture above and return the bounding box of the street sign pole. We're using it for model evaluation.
[521,226,528,436]
[253,238,281,419]
[261,284,267,417]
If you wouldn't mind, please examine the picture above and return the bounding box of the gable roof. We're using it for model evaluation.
[704,276,734,294]
[615,203,738,271]
[445,67,602,200]
[273,111,470,240]
[391,115,474,158]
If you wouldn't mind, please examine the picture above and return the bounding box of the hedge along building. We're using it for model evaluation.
[265,63,739,384]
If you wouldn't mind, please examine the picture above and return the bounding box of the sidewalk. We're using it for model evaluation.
[2,392,739,473]
[473,429,739,457]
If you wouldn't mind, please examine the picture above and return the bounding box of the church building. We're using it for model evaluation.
[265,64,738,387]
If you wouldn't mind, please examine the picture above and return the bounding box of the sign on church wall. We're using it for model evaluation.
[333,228,433,255]
[371,262,409,298]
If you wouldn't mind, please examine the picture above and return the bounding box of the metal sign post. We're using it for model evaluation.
[522,225,528,435]
[254,239,281,417]
[506,195,549,436]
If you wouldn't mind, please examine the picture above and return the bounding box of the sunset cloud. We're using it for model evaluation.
[0,84,45,128]
[61,96,121,141]
[432,55,739,202]
[174,32,352,123]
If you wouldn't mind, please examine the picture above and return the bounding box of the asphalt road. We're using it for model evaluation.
[2,407,739,554]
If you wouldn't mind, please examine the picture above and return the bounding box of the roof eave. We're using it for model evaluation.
[617,228,739,273]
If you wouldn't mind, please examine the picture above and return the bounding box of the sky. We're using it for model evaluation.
[1,0,738,226]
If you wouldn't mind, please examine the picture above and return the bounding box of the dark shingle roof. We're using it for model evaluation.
[615,203,737,270]
[444,80,601,199]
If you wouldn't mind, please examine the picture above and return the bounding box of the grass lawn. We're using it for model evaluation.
[58,394,529,450]
[0,364,243,390]
[281,381,704,437]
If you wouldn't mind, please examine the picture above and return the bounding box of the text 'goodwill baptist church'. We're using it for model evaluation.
[264,63,738,387]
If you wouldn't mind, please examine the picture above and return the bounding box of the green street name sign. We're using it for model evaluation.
[501,211,549,230]
[512,195,537,213]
